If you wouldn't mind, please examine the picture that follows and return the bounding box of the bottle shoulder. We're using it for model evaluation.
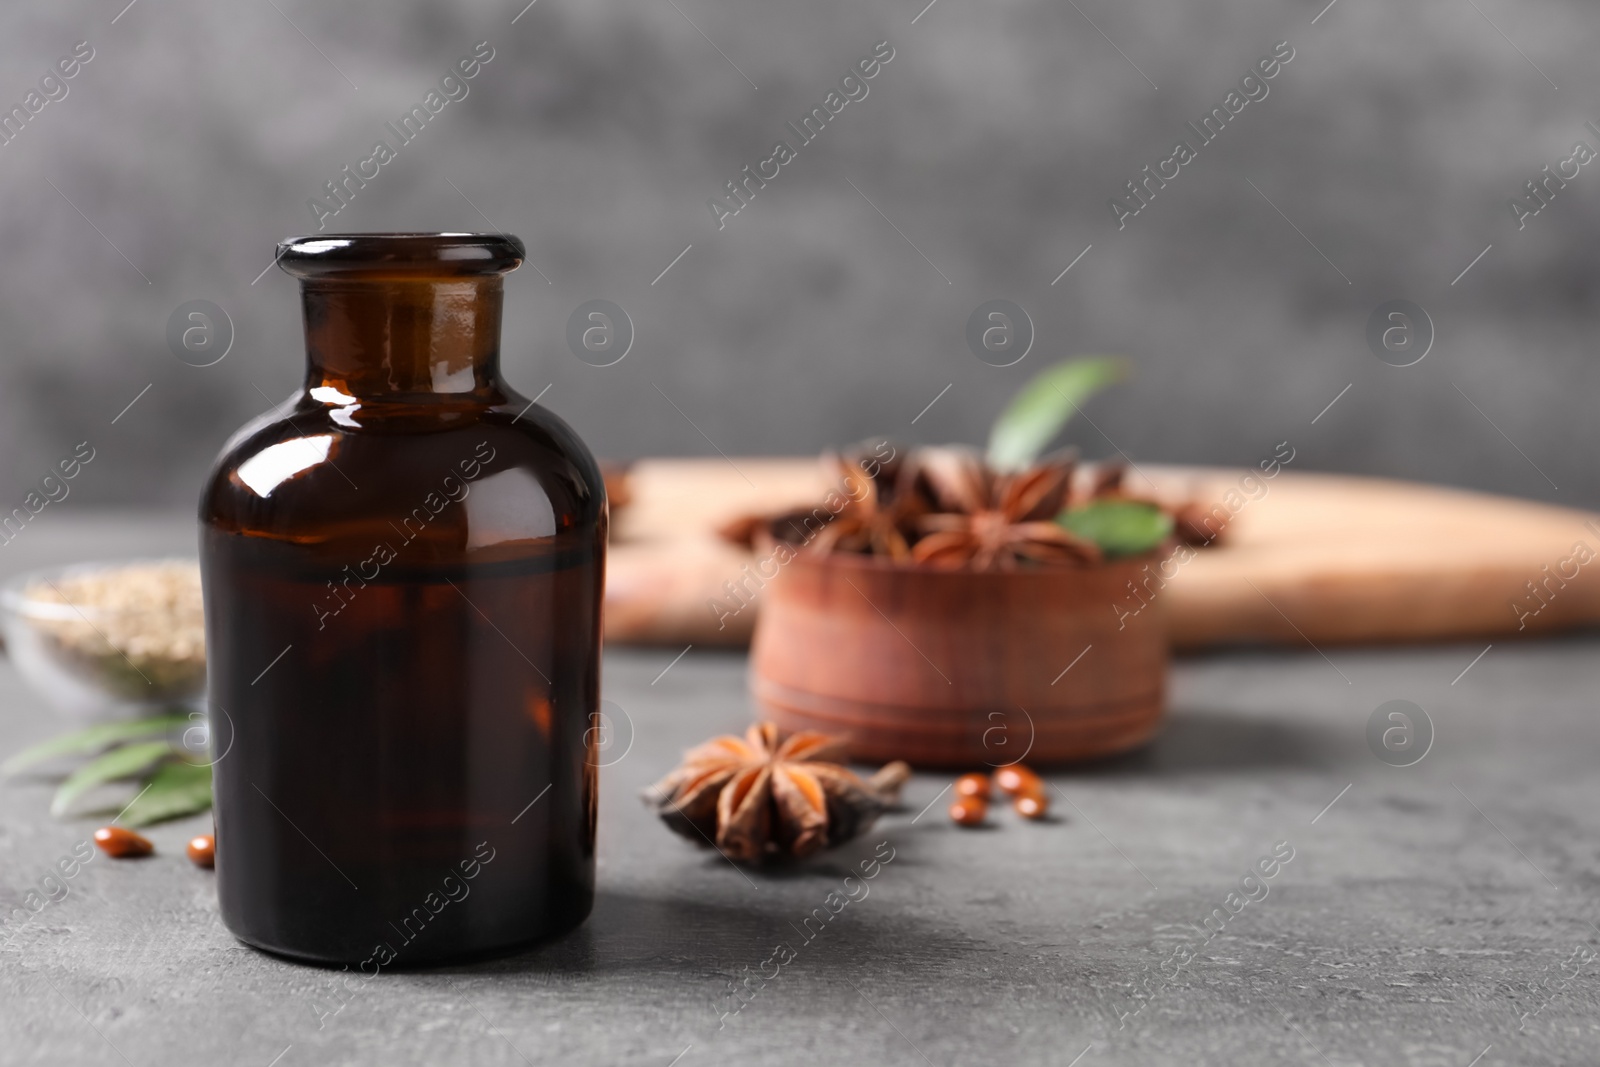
[200,395,606,558]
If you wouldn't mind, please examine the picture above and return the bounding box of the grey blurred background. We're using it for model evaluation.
[0,0,1594,511]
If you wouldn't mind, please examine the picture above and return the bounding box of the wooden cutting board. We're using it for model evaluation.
[603,458,1600,650]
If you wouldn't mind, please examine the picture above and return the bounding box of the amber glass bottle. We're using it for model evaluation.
[200,234,604,965]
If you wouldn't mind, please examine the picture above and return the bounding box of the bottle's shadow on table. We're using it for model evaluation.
[441,707,1356,983]
[450,885,967,983]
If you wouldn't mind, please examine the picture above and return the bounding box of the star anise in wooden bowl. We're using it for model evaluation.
[910,447,1101,570]
[717,358,1225,570]
[644,723,910,863]
[719,442,926,562]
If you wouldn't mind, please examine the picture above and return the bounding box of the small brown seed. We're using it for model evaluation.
[994,764,1041,797]
[186,834,215,869]
[954,773,990,800]
[949,796,987,827]
[1015,792,1049,820]
[93,826,153,858]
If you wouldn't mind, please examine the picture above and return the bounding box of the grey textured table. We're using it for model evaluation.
[2,515,1598,1066]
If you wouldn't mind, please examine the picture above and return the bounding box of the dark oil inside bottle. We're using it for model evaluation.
[200,235,603,965]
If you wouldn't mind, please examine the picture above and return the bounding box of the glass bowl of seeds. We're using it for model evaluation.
[0,559,205,721]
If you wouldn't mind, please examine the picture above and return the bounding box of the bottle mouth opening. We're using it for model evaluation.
[276,233,525,279]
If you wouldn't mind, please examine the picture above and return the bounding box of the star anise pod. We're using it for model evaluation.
[645,723,911,863]
[719,447,924,561]
[599,461,633,510]
[910,447,1101,571]
[801,453,923,559]
[1171,499,1229,546]
[1083,458,1126,501]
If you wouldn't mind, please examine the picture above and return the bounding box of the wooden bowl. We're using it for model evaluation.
[750,553,1167,767]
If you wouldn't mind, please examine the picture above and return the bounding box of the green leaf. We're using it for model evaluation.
[2,712,191,778]
[1059,500,1173,558]
[986,356,1130,472]
[120,759,212,828]
[51,740,176,818]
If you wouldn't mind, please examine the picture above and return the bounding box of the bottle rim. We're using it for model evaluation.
[275,232,525,278]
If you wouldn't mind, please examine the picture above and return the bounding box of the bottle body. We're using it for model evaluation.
[199,235,603,964]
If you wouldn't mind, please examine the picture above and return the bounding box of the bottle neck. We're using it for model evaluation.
[300,277,505,399]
